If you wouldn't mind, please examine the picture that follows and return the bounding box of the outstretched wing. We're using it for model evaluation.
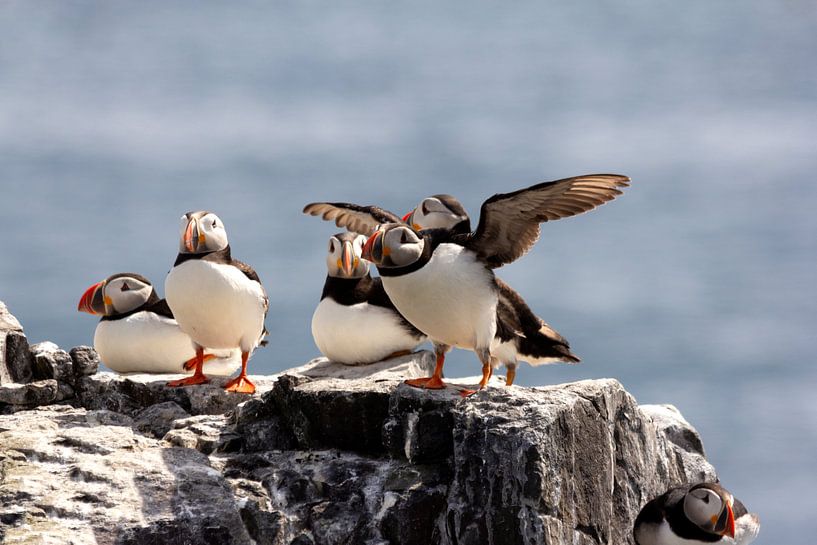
[302,202,403,235]
[466,174,630,268]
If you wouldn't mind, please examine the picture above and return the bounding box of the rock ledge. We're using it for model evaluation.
[0,301,715,545]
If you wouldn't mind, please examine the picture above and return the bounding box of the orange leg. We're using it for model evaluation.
[223,351,256,394]
[505,363,517,387]
[459,360,493,397]
[182,353,216,371]
[404,345,448,390]
[168,347,210,387]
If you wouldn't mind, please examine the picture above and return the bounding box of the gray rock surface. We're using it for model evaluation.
[0,405,253,545]
[134,401,191,438]
[0,372,715,545]
[0,379,58,406]
[0,302,32,385]
[70,345,100,377]
[0,302,718,545]
[31,341,75,383]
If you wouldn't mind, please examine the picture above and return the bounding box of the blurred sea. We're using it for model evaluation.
[1,2,815,543]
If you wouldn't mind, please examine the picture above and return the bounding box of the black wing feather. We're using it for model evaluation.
[303,202,403,235]
[145,298,175,320]
[464,174,630,268]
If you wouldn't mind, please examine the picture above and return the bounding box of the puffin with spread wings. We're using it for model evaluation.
[304,189,568,385]
[337,174,630,393]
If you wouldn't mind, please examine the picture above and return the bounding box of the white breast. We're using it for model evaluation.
[165,259,266,352]
[311,299,426,365]
[381,243,497,350]
[94,313,240,375]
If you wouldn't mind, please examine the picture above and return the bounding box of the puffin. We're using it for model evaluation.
[165,211,268,394]
[402,194,471,233]
[360,174,629,393]
[303,190,577,385]
[311,232,427,364]
[77,273,240,375]
[303,193,471,236]
[633,483,760,545]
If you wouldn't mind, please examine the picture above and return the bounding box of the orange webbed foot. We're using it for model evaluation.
[404,376,447,390]
[223,375,256,394]
[167,374,210,388]
[182,353,216,371]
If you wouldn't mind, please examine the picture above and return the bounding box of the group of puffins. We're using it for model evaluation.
[76,174,759,545]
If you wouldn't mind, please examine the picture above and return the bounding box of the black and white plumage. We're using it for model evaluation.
[311,232,427,365]
[634,483,760,545]
[360,174,628,392]
[493,277,579,386]
[77,273,240,375]
[303,193,471,235]
[165,211,268,394]
[402,194,471,234]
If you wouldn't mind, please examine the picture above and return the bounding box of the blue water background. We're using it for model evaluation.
[1,3,815,543]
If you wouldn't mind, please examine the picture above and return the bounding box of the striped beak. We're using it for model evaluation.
[340,240,355,276]
[78,281,108,315]
[402,210,422,231]
[183,217,206,253]
[361,229,384,264]
[183,218,197,252]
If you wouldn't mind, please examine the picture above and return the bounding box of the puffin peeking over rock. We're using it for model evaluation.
[311,232,427,365]
[360,174,629,394]
[165,211,268,394]
[77,273,241,375]
[634,482,760,545]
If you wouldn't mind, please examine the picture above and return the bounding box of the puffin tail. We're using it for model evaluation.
[517,322,580,366]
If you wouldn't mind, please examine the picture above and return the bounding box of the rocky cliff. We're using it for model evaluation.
[0,301,715,545]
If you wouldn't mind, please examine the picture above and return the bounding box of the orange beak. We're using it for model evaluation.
[78,281,106,315]
[361,230,382,263]
[340,241,355,276]
[183,218,199,253]
[402,211,413,223]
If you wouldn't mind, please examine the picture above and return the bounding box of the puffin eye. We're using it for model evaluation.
[120,282,131,292]
[421,201,430,215]
[701,495,709,504]
[329,240,335,252]
[400,231,409,244]
[212,219,218,228]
